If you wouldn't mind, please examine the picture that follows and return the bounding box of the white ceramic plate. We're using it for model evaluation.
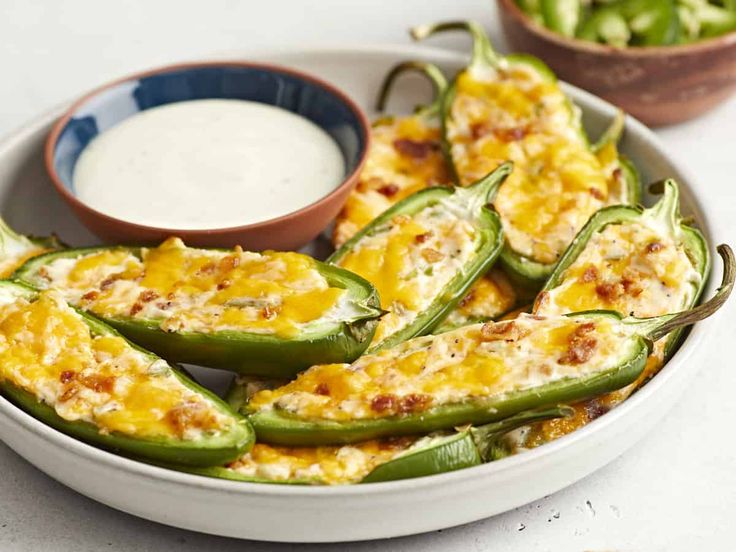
[0,45,720,543]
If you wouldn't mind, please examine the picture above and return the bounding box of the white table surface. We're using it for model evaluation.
[1,0,734,550]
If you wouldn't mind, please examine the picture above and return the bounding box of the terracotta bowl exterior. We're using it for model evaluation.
[45,61,370,250]
[497,0,736,126]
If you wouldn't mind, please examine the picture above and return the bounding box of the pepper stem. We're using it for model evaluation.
[450,162,513,214]
[591,109,625,154]
[410,21,501,73]
[632,244,735,341]
[375,61,448,118]
[470,405,574,462]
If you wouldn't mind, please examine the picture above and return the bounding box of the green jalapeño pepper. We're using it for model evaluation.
[244,245,733,446]
[181,401,570,485]
[14,238,382,378]
[534,179,709,358]
[540,0,583,37]
[328,162,510,351]
[519,179,709,448]
[0,217,62,278]
[333,61,451,248]
[411,21,640,287]
[0,282,253,466]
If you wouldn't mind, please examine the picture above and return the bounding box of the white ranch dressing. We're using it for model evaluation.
[73,99,345,229]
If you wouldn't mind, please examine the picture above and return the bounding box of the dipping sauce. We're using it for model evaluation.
[73,99,345,229]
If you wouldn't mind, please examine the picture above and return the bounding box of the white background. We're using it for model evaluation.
[0,1,735,550]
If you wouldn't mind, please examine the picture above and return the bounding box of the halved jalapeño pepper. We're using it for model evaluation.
[332,62,451,247]
[0,282,253,466]
[535,179,709,355]
[328,163,510,351]
[186,400,570,484]
[332,61,516,334]
[412,21,640,286]
[14,238,382,377]
[522,179,709,447]
[0,217,62,278]
[246,245,733,446]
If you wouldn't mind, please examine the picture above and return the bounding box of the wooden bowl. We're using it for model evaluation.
[497,0,736,126]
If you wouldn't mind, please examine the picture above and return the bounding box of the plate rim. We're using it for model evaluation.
[0,44,719,499]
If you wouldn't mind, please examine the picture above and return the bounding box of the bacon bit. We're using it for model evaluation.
[129,303,144,316]
[398,393,432,413]
[219,255,240,272]
[589,187,605,200]
[167,292,177,300]
[100,274,120,290]
[197,262,216,275]
[377,183,400,197]
[584,399,608,420]
[494,126,527,142]
[81,290,99,302]
[470,122,491,139]
[261,305,280,320]
[80,374,115,394]
[166,401,219,437]
[559,323,598,365]
[393,138,438,159]
[370,394,397,413]
[612,168,622,181]
[480,320,515,340]
[574,322,596,335]
[38,267,51,281]
[315,383,330,396]
[156,301,172,310]
[59,386,79,402]
[139,290,159,303]
[217,279,232,291]
[59,370,75,384]
[581,266,599,283]
[414,231,433,244]
[595,282,619,301]
[421,248,444,263]
[645,241,664,254]
[459,290,476,308]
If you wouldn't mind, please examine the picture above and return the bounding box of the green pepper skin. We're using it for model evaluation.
[412,21,640,287]
[247,328,648,446]
[175,406,571,485]
[0,282,254,466]
[328,163,510,351]
[622,0,680,46]
[539,179,710,359]
[540,0,582,36]
[15,249,382,378]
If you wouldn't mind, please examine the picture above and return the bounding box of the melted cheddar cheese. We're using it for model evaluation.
[335,201,478,345]
[437,268,517,330]
[520,218,701,449]
[332,116,450,247]
[249,315,635,421]
[535,220,701,318]
[36,238,349,338]
[449,64,627,265]
[0,290,232,439]
[226,438,418,485]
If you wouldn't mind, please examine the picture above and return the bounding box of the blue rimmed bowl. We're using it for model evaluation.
[45,61,370,250]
